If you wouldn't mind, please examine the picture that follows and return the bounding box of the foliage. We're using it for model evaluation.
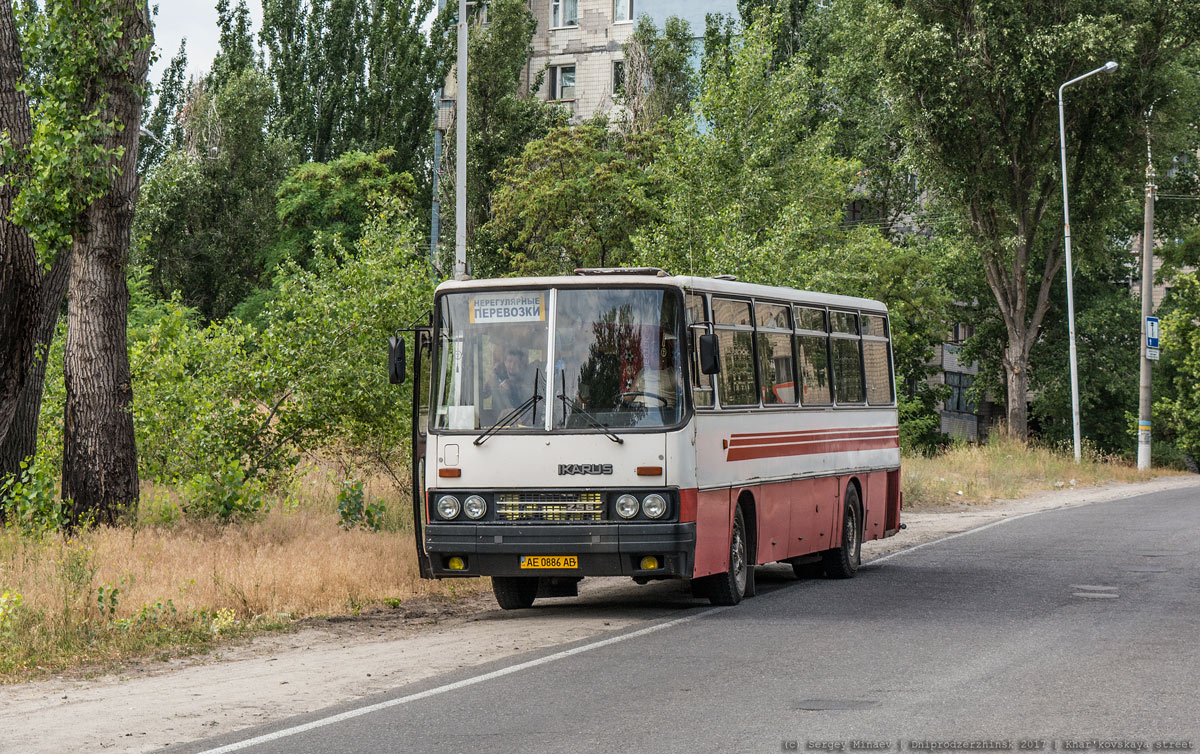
[129,198,432,487]
[618,15,695,132]
[183,458,266,523]
[898,384,950,456]
[0,589,21,642]
[133,68,294,320]
[868,0,1200,437]
[260,0,449,177]
[0,455,65,535]
[483,124,666,275]
[336,477,386,531]
[633,12,951,386]
[272,149,417,271]
[1152,272,1200,466]
[7,0,148,263]
[138,40,187,174]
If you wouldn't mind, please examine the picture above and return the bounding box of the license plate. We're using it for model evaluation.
[520,555,578,569]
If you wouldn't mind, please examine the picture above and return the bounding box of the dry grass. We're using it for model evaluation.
[901,434,1184,508]
[0,464,486,682]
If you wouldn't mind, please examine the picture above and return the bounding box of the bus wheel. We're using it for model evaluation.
[706,507,748,606]
[823,485,863,579]
[492,576,538,610]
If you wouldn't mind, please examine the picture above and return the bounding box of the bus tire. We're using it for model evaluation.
[492,576,538,610]
[706,506,748,606]
[823,485,862,579]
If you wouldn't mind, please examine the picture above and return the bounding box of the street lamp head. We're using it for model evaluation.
[1103,61,1118,73]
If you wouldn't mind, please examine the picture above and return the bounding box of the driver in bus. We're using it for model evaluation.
[490,347,530,415]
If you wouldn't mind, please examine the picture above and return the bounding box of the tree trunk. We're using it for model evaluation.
[0,253,71,482]
[1002,339,1030,440]
[61,0,151,526]
[0,5,41,460]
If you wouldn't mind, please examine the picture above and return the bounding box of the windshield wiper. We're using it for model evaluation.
[557,370,623,444]
[474,369,542,446]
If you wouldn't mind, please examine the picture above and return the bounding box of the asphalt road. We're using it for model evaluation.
[172,487,1200,754]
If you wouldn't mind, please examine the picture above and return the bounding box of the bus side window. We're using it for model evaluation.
[685,294,714,408]
[755,302,795,405]
[862,314,894,405]
[831,310,864,404]
[712,298,758,406]
[795,306,831,405]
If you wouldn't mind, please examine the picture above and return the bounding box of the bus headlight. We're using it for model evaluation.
[615,494,639,519]
[642,493,667,519]
[437,495,461,520]
[463,495,487,520]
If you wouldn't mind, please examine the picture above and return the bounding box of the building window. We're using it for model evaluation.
[945,371,974,413]
[466,1,488,24]
[614,0,633,22]
[612,61,625,95]
[552,0,577,28]
[547,64,576,100]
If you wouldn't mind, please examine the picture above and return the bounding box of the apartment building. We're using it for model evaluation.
[523,0,733,121]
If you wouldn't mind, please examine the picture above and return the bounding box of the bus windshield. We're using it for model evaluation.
[433,287,684,432]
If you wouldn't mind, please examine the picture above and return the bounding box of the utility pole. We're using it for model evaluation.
[1137,164,1156,471]
[454,0,468,280]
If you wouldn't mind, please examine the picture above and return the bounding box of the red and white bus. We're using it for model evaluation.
[390,269,901,609]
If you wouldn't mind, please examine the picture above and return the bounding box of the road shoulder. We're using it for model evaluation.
[2,474,1196,754]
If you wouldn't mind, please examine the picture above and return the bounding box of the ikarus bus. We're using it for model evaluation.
[387,268,902,610]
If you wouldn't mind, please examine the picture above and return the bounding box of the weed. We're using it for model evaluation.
[336,476,386,532]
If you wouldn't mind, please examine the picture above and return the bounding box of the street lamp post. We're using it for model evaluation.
[1057,60,1117,463]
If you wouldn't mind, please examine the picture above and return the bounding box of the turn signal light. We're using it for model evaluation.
[438,468,461,478]
[639,556,660,570]
[636,465,662,476]
[447,556,466,570]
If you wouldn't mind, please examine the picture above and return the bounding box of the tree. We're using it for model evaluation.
[634,13,951,388]
[56,0,154,524]
[618,15,695,133]
[133,69,293,320]
[273,148,417,270]
[138,39,187,174]
[871,0,1200,439]
[0,5,41,460]
[483,124,666,275]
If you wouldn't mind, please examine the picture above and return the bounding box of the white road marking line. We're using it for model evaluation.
[1073,592,1119,599]
[191,606,728,753]
[1071,585,1118,591]
[194,501,1074,753]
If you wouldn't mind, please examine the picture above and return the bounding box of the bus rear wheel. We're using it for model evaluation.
[823,485,863,579]
[705,506,748,606]
[492,576,538,610]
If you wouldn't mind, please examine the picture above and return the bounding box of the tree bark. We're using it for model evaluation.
[0,5,42,461]
[0,253,71,481]
[61,0,152,526]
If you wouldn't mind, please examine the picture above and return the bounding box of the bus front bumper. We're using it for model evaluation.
[424,522,696,578]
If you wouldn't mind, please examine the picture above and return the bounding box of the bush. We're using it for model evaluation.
[0,456,66,535]
[898,384,950,456]
[336,477,386,531]
[183,459,267,523]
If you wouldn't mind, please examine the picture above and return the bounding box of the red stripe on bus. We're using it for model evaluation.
[726,435,899,461]
[727,429,899,447]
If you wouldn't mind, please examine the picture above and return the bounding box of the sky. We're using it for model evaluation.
[148,1,736,87]
[149,1,264,86]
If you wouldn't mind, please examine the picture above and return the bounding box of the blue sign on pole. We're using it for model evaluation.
[1146,316,1160,349]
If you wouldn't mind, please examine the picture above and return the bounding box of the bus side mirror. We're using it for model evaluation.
[388,335,407,384]
[699,333,720,375]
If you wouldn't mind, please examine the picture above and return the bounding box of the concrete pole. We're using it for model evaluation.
[1137,168,1155,470]
[454,0,468,280]
[430,127,442,279]
[1058,87,1084,464]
